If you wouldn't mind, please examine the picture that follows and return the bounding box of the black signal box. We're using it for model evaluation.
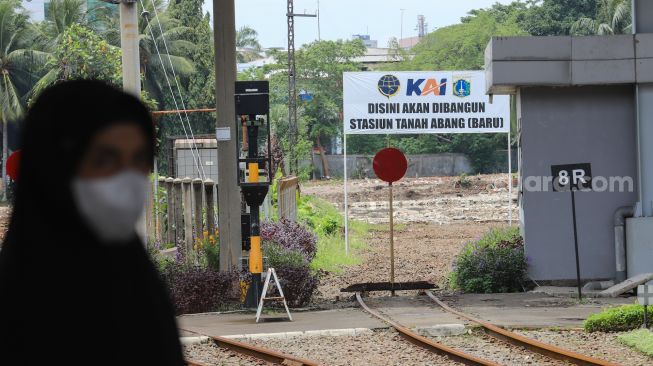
[235,81,269,115]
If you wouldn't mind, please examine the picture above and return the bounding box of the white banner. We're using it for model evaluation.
[343,71,510,135]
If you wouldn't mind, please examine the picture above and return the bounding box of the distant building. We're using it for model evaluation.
[352,34,378,48]
[398,15,429,50]
[352,48,402,70]
[398,37,421,49]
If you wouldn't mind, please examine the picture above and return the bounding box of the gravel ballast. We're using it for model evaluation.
[184,342,266,366]
[247,329,459,366]
[183,328,653,366]
[433,329,566,366]
[515,329,652,366]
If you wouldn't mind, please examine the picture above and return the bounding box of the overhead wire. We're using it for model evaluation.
[138,0,207,180]
[147,1,208,180]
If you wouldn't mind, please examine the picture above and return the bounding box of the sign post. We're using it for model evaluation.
[373,148,408,296]
[638,285,653,329]
[551,163,592,301]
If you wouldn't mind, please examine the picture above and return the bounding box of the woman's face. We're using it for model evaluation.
[77,123,150,179]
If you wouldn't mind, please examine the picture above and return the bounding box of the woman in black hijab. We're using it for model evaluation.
[0,80,185,365]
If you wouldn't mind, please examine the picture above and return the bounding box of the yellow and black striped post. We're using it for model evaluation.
[235,81,271,309]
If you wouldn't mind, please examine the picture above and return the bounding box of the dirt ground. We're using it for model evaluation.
[315,222,503,302]
[303,174,517,224]
[303,175,514,302]
[0,205,10,244]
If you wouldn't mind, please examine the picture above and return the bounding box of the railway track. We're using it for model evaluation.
[181,328,322,366]
[424,291,620,366]
[355,292,622,366]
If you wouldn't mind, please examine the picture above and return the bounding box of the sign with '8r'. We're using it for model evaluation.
[551,163,593,192]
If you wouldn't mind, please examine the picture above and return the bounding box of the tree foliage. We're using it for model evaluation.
[0,0,37,123]
[31,24,122,98]
[570,0,631,35]
[521,0,599,36]
[236,26,262,63]
[0,0,637,180]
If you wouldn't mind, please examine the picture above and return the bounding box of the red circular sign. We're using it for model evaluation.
[373,148,407,183]
[6,150,21,182]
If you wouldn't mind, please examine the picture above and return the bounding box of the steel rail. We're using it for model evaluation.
[355,293,501,366]
[425,291,621,366]
[180,328,323,366]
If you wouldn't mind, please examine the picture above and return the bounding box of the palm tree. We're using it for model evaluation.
[0,1,48,198]
[34,0,89,49]
[97,0,196,101]
[571,0,631,35]
[139,12,196,102]
[236,26,262,63]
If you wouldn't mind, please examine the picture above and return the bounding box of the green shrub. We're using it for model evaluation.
[298,195,343,236]
[450,227,527,293]
[263,242,307,268]
[585,304,653,332]
[259,221,320,308]
[618,329,653,357]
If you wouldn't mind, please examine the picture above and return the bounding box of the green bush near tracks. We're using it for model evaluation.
[618,329,653,357]
[585,304,653,332]
[448,226,527,293]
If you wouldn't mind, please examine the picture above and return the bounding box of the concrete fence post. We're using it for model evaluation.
[204,179,216,237]
[145,177,155,245]
[173,178,183,246]
[193,178,204,240]
[278,176,299,221]
[165,177,175,245]
[182,177,193,258]
[157,176,166,243]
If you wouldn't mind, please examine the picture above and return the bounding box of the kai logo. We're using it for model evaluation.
[406,78,447,96]
[453,77,471,98]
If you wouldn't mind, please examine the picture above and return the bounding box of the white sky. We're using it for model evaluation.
[22,0,518,48]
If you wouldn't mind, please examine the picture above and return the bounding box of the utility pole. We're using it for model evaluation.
[119,0,140,96]
[286,0,316,175]
[317,0,321,41]
[417,14,427,38]
[400,8,405,41]
[213,0,242,270]
[117,0,147,242]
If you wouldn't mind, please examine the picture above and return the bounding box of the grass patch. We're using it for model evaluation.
[585,304,653,332]
[618,329,653,357]
[297,195,371,274]
[310,220,370,274]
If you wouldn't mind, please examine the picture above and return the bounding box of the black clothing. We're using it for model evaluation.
[0,80,184,365]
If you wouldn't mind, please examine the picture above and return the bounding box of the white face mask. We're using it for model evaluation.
[72,170,149,243]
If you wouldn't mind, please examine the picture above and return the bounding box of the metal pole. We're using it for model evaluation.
[287,0,297,174]
[344,133,349,256]
[644,304,649,329]
[508,132,512,225]
[213,0,242,271]
[400,8,405,41]
[389,181,395,296]
[633,0,653,216]
[571,190,582,301]
[317,0,321,40]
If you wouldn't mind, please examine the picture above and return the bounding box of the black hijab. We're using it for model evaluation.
[0,80,184,365]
